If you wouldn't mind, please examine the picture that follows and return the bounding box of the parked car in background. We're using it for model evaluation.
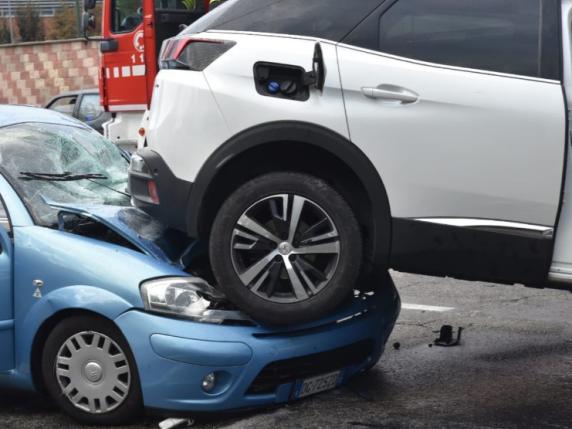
[131,0,572,326]
[45,89,111,135]
[0,105,400,425]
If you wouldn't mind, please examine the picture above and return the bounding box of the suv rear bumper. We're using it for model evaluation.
[128,148,193,233]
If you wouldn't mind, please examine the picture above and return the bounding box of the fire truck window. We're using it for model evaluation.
[47,96,77,116]
[112,0,143,33]
[155,0,196,11]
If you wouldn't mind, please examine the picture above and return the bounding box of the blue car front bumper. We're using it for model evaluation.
[114,284,400,413]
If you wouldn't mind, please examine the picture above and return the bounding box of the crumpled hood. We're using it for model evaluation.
[47,202,193,268]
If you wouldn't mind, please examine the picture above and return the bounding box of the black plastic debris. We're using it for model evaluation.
[434,325,463,347]
[393,342,401,350]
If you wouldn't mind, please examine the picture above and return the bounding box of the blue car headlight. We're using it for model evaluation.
[140,277,227,321]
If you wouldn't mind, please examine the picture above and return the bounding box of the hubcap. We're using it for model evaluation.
[55,331,131,414]
[84,362,103,383]
[231,194,340,303]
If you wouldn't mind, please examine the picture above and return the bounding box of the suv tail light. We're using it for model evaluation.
[159,37,235,71]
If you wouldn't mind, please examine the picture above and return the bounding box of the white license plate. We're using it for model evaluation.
[296,371,341,399]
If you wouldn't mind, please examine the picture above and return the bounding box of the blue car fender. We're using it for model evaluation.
[12,285,133,390]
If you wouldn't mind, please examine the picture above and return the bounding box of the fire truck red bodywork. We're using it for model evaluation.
[99,0,210,113]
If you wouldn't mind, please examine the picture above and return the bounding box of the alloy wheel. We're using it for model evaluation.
[230,194,341,303]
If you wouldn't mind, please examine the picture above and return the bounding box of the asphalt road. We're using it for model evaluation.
[1,272,571,429]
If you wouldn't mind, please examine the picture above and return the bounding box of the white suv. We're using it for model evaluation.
[130,0,570,324]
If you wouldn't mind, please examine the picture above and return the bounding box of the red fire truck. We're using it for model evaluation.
[82,0,211,148]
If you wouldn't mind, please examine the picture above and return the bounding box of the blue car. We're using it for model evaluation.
[0,106,400,425]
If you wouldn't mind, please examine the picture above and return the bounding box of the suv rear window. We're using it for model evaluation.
[377,0,560,79]
[183,0,384,41]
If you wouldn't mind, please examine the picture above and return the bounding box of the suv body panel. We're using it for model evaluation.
[147,32,348,183]
[132,0,572,288]
[338,43,566,226]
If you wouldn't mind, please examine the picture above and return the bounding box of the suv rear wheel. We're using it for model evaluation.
[209,172,362,325]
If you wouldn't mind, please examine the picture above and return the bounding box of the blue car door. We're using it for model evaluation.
[0,195,14,371]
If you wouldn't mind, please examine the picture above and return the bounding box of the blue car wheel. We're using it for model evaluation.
[41,315,143,425]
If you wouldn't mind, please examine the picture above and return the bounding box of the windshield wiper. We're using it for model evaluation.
[19,172,108,181]
[19,171,131,198]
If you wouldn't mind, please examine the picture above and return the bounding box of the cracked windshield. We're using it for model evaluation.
[0,123,129,226]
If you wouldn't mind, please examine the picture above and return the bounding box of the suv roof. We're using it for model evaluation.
[183,0,384,41]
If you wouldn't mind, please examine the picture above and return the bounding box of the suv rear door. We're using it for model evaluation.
[338,0,565,283]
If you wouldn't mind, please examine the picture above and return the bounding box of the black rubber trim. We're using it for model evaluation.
[390,219,554,285]
[129,148,193,232]
[188,121,393,267]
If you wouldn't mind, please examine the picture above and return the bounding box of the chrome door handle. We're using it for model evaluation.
[361,85,418,104]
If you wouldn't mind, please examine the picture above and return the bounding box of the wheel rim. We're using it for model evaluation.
[55,331,131,414]
[231,194,341,303]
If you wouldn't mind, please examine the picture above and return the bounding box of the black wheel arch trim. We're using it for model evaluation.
[187,120,393,267]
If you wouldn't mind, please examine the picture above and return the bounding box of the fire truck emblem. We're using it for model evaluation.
[134,30,145,53]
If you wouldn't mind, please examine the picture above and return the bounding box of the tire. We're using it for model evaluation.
[209,172,362,325]
[41,315,143,425]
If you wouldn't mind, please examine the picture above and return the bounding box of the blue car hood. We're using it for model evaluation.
[44,203,397,330]
[47,202,193,268]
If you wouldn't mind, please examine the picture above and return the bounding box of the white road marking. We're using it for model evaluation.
[402,303,455,312]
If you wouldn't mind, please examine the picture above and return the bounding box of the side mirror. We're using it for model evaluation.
[84,0,96,11]
[81,11,96,39]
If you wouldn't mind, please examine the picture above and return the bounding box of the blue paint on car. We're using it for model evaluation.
[0,106,400,419]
